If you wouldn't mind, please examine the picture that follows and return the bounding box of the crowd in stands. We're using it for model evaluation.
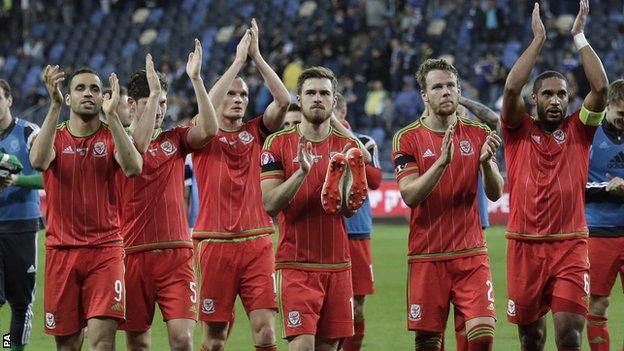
[1,0,623,172]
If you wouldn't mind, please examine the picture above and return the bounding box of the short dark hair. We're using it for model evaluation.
[68,67,101,89]
[296,66,338,95]
[607,79,624,104]
[532,71,567,94]
[416,58,459,90]
[287,103,301,112]
[0,79,11,98]
[103,86,128,98]
[127,69,168,101]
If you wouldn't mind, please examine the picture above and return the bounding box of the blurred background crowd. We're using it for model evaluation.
[1,0,623,172]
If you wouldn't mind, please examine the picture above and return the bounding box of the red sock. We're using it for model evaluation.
[455,332,468,351]
[342,320,365,351]
[587,314,609,351]
[466,324,494,351]
[255,346,277,351]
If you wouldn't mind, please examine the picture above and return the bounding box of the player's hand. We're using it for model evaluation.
[571,0,589,36]
[186,38,202,81]
[235,30,251,64]
[0,174,17,192]
[531,3,546,40]
[438,125,455,166]
[249,18,260,59]
[297,136,313,175]
[102,73,120,117]
[145,54,161,96]
[480,131,501,164]
[42,65,65,106]
[606,174,624,196]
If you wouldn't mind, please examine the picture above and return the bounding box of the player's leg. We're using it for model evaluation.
[414,330,444,351]
[125,330,151,351]
[586,236,621,351]
[316,269,354,349]
[82,247,125,351]
[166,319,194,351]
[3,231,37,350]
[239,236,278,350]
[315,338,341,351]
[197,240,239,351]
[341,295,365,351]
[287,335,315,351]
[551,239,591,351]
[507,240,550,350]
[464,317,495,351]
[54,330,84,351]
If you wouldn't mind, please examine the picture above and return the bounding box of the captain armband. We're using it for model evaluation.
[579,104,605,127]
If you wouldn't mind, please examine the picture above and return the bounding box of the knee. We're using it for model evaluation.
[556,328,582,349]
[202,341,225,351]
[169,331,193,351]
[91,339,115,351]
[253,323,275,344]
[519,328,546,349]
[353,305,365,322]
[589,296,609,317]
[414,331,443,350]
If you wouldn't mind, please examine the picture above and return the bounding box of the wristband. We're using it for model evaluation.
[573,33,589,51]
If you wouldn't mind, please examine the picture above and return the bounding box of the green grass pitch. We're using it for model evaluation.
[1,225,622,349]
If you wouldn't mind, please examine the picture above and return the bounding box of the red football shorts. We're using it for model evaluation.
[349,238,374,295]
[195,235,277,322]
[588,236,624,297]
[407,254,496,332]
[119,248,197,332]
[44,246,125,336]
[277,268,354,339]
[506,238,590,324]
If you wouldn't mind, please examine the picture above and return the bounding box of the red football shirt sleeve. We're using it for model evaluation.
[392,131,419,181]
[260,136,284,181]
[174,126,194,155]
[570,109,599,144]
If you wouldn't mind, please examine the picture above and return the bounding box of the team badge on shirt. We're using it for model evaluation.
[553,129,566,144]
[45,312,56,329]
[201,298,215,314]
[238,131,254,144]
[92,141,107,157]
[160,140,177,156]
[408,304,422,321]
[260,151,276,166]
[287,310,302,327]
[459,140,473,155]
[507,299,516,316]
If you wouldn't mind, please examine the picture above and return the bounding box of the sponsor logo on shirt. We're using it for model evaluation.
[408,304,422,321]
[45,312,56,329]
[202,298,215,314]
[92,141,107,157]
[148,148,158,156]
[260,151,276,165]
[160,140,177,156]
[531,134,541,144]
[77,147,88,155]
[238,131,254,144]
[422,149,435,158]
[62,146,75,154]
[608,151,624,169]
[219,136,236,146]
[553,129,566,144]
[459,140,473,155]
[506,299,516,316]
[287,310,302,327]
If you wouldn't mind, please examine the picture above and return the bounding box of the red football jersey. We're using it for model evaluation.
[392,118,491,262]
[43,122,122,247]
[192,117,274,239]
[503,111,596,240]
[261,126,359,271]
[118,127,194,253]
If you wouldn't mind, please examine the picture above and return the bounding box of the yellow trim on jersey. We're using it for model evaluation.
[505,231,588,240]
[66,120,103,137]
[392,121,422,152]
[56,121,68,130]
[407,246,488,260]
[196,233,271,243]
[124,240,193,254]
[458,117,492,132]
[192,227,274,239]
[395,165,419,180]
[275,261,351,270]
[579,104,606,126]
[263,127,297,150]
[276,270,286,338]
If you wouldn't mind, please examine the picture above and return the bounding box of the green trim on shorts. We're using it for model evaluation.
[196,233,270,243]
[579,104,605,126]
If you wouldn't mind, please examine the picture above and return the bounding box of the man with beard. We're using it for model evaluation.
[260,66,367,351]
[192,20,290,351]
[584,79,624,351]
[393,58,503,351]
[501,1,609,350]
[118,40,218,351]
[29,67,144,351]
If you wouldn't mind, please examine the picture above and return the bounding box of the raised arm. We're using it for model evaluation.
[105,73,143,177]
[459,96,499,129]
[186,39,218,149]
[131,54,162,153]
[397,126,454,207]
[208,30,251,110]
[30,65,64,171]
[261,136,311,217]
[502,3,545,127]
[572,0,608,114]
[479,132,504,200]
[249,19,290,132]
